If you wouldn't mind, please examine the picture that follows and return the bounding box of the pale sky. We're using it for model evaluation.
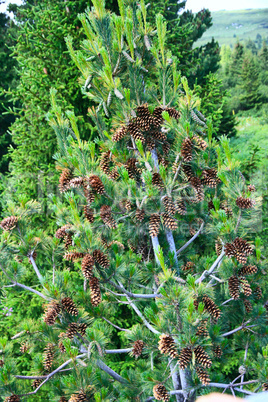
[0,0,267,14]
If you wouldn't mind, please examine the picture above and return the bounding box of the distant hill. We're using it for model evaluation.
[196,8,268,48]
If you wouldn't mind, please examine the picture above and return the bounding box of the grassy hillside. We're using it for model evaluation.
[196,8,268,48]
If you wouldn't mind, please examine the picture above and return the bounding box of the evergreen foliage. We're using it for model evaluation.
[0,1,267,401]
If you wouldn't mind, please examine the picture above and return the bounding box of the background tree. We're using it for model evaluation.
[0,1,267,401]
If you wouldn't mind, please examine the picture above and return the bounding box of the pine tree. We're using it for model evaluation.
[0,1,267,401]
[239,54,262,110]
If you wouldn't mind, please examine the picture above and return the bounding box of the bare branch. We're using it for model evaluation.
[105,348,132,354]
[124,293,160,335]
[221,320,252,337]
[195,248,225,284]
[96,360,129,384]
[29,255,44,283]
[207,382,256,395]
[107,280,162,299]
[102,316,131,332]
[12,281,49,300]
[176,222,204,256]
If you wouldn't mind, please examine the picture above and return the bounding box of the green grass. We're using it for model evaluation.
[196,8,268,48]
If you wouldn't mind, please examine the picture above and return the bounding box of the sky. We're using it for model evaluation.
[0,0,268,14]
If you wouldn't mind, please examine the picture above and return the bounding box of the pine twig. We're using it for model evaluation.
[176,221,204,256]
[195,247,225,284]
[102,317,131,332]
[29,255,44,283]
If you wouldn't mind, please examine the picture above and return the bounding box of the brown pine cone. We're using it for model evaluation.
[176,200,187,215]
[32,379,42,389]
[194,345,212,368]
[88,175,105,194]
[244,300,253,313]
[0,216,18,231]
[240,277,252,296]
[55,224,71,239]
[212,345,222,358]
[152,172,164,190]
[195,365,210,385]
[136,208,145,222]
[59,168,72,192]
[178,347,192,369]
[196,320,209,337]
[202,168,219,188]
[43,343,54,371]
[64,252,85,261]
[153,384,170,401]
[202,295,221,319]
[66,323,78,339]
[78,323,87,337]
[152,106,164,126]
[262,383,268,391]
[81,254,94,279]
[254,286,262,300]
[236,196,255,209]
[93,250,109,268]
[167,107,180,121]
[181,138,193,161]
[83,205,94,223]
[238,265,258,276]
[248,184,256,192]
[100,205,117,229]
[112,125,127,142]
[20,342,29,354]
[89,277,101,307]
[158,334,178,359]
[228,275,240,300]
[162,196,176,215]
[69,177,84,188]
[192,134,208,150]
[4,396,20,402]
[0,359,4,367]
[61,297,78,316]
[181,261,195,272]
[100,151,111,176]
[127,120,145,143]
[149,214,161,237]
[132,340,144,358]
[162,213,178,231]
[43,300,61,326]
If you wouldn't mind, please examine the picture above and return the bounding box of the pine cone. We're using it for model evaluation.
[69,390,88,402]
[149,214,161,237]
[153,384,170,401]
[88,175,105,194]
[183,165,193,181]
[58,340,66,353]
[0,359,4,367]
[44,300,61,326]
[202,295,221,320]
[136,209,145,222]
[238,265,257,276]
[83,183,95,204]
[181,138,193,161]
[240,277,252,296]
[181,261,195,272]
[244,300,253,313]
[78,323,87,337]
[81,254,94,279]
[112,125,127,142]
[59,168,72,192]
[59,398,68,402]
[4,396,20,402]
[61,297,78,316]
[190,177,204,202]
[195,365,210,385]
[228,275,240,300]
[125,157,141,181]
[152,172,164,190]
[127,120,145,143]
[89,277,101,307]
[100,205,117,229]
[32,379,42,389]
[202,169,219,188]
[43,343,54,371]
[193,134,207,150]
[167,107,180,121]
[64,233,73,249]
[178,347,192,369]
[236,196,254,209]
[0,216,18,231]
[66,323,78,339]
[212,345,222,358]
[100,151,111,176]
[158,334,178,359]
[132,340,144,358]
[64,252,85,261]
[196,320,209,337]
[262,383,268,391]
[152,106,164,126]
[162,196,176,215]
[194,345,212,368]
[93,250,109,268]
[162,213,178,231]
[55,224,71,239]
[109,167,119,180]
[248,184,256,192]
[254,286,262,300]
[215,239,222,256]
[119,199,132,211]
[20,342,29,353]
[225,238,253,264]
[83,205,94,223]
[176,200,187,215]
[69,177,84,188]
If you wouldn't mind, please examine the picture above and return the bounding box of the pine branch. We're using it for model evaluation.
[29,254,44,283]
[124,292,160,335]
[195,247,225,284]
[221,320,256,337]
[207,382,256,395]
[102,317,131,332]
[107,280,162,299]
[166,229,179,268]
[176,221,204,256]
[96,360,129,384]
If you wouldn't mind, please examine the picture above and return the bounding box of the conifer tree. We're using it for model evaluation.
[0,1,267,401]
